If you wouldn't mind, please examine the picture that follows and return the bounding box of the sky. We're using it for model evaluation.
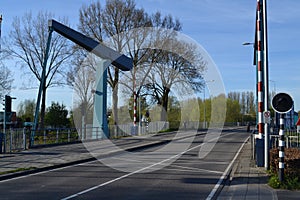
[1,0,300,112]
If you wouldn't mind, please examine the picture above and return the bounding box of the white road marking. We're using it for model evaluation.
[61,131,243,200]
[206,136,250,200]
[164,164,223,174]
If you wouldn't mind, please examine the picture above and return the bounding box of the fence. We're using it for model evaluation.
[1,121,248,153]
[1,128,26,153]
[270,129,300,148]
[79,121,170,139]
[0,128,80,153]
[33,128,79,146]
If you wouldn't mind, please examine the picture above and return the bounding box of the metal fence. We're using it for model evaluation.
[1,121,250,153]
[0,121,172,153]
[270,129,300,148]
[32,128,79,146]
[0,128,80,153]
[79,121,170,139]
[1,128,26,153]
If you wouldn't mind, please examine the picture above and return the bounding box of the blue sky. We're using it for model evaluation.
[1,0,300,111]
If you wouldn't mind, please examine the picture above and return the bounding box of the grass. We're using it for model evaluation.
[0,167,37,176]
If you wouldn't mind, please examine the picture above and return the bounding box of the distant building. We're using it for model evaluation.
[274,107,298,130]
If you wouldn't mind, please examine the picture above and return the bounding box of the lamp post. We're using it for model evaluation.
[262,0,270,170]
[203,80,214,129]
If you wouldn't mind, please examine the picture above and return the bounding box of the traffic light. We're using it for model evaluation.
[5,95,12,113]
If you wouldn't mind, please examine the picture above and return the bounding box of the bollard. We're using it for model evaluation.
[0,132,3,154]
[278,114,285,182]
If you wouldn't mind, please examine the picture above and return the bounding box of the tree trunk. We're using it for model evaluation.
[112,85,119,124]
[40,84,47,130]
[160,87,170,121]
[112,68,119,126]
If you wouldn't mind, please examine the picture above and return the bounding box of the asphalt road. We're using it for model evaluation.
[0,128,250,200]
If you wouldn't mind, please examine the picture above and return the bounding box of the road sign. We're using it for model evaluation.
[264,111,271,124]
[271,93,293,114]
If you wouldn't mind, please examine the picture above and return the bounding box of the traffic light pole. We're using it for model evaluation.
[2,95,15,153]
[3,104,6,153]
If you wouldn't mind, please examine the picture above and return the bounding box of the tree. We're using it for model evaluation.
[0,65,13,98]
[226,98,241,123]
[77,0,205,124]
[45,102,69,128]
[6,11,73,129]
[67,52,96,138]
[17,99,36,122]
[227,91,256,123]
[0,45,13,97]
[77,0,156,125]
[146,39,206,121]
[78,0,136,126]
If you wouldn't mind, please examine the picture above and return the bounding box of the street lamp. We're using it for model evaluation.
[203,80,214,129]
[242,42,254,46]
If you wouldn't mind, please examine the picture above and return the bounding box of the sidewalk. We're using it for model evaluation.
[217,138,300,200]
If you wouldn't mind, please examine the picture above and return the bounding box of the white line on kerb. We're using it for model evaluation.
[206,136,250,200]
[61,131,243,200]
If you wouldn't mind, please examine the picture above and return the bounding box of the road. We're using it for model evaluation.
[0,128,250,200]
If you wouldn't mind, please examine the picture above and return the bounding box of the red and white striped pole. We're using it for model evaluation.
[256,0,264,138]
[133,90,137,130]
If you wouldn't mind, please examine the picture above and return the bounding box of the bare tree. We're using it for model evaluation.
[146,39,206,121]
[6,11,73,129]
[0,65,13,98]
[78,0,152,126]
[0,43,13,98]
[77,0,205,123]
[67,50,96,138]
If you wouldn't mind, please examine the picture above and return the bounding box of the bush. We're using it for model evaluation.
[269,147,300,190]
[268,175,281,189]
[270,148,300,177]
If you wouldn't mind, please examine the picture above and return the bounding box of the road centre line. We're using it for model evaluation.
[61,131,242,200]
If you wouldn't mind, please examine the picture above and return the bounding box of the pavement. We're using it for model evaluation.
[0,132,299,199]
[217,137,300,200]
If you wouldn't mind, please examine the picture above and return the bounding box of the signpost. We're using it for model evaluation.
[271,93,294,182]
[263,111,271,124]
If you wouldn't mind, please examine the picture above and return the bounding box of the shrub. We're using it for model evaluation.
[269,147,300,190]
[269,148,300,177]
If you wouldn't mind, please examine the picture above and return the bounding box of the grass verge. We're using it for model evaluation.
[0,167,37,176]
